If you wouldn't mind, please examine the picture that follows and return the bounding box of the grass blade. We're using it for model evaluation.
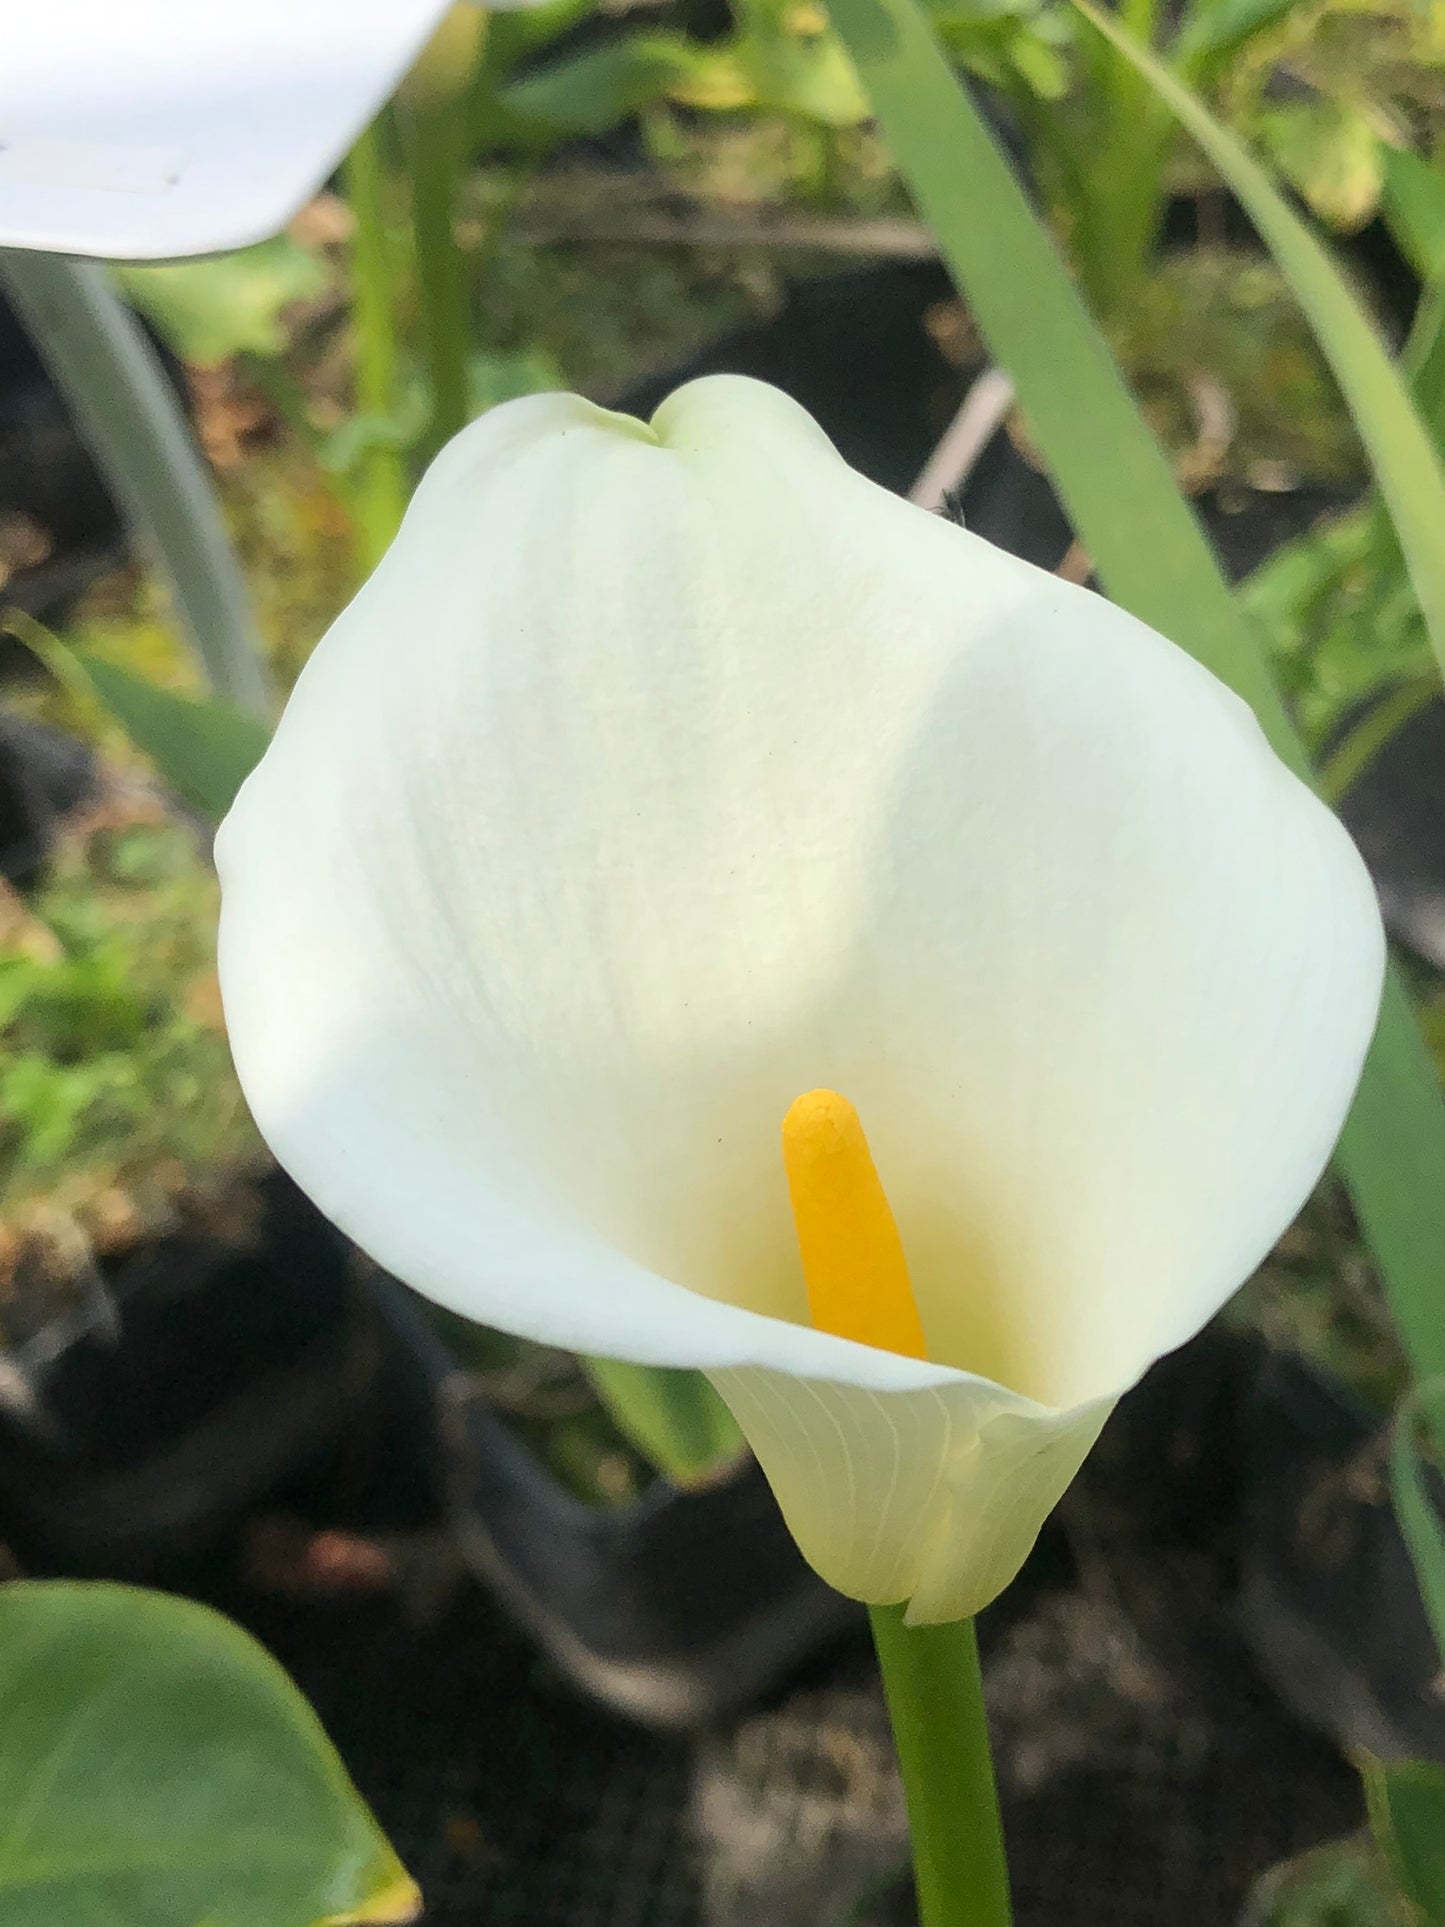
[825,0,1298,755]
[825,0,1445,1382]
[6,610,269,823]
[1074,0,1445,695]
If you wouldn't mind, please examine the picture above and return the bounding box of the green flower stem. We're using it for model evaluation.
[869,1605,1013,1927]
[343,121,409,570]
[399,3,490,469]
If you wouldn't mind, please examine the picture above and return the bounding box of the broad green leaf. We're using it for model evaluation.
[497,34,696,139]
[112,237,327,369]
[1365,1754,1445,1923]
[1382,148,1445,284]
[1389,1378,1445,1664]
[583,1358,746,1487]
[1073,1,1445,701]
[1245,1834,1404,1927]
[1168,0,1299,81]
[661,45,758,111]
[1255,100,1385,232]
[480,0,597,79]
[473,0,636,142]
[72,654,270,823]
[737,24,870,125]
[0,1581,417,1927]
[1006,29,1069,100]
[824,0,1445,1387]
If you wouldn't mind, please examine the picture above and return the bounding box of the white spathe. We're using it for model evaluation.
[0,0,532,260]
[216,376,1385,1623]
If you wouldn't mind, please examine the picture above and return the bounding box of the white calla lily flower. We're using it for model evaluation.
[0,0,537,260]
[216,376,1384,1624]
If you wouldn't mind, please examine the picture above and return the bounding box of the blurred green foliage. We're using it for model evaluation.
[0,815,258,1250]
[1244,1836,1410,1927]
[114,236,329,370]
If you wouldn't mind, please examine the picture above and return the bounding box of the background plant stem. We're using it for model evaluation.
[0,251,272,717]
[399,3,490,469]
[869,1606,1013,1927]
[343,122,409,570]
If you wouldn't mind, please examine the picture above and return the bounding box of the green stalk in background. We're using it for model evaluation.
[1236,177,1445,802]
[0,253,272,719]
[1066,0,1172,314]
[343,122,411,570]
[869,1608,1013,1927]
[398,2,491,468]
[824,0,1445,1388]
[1073,0,1445,700]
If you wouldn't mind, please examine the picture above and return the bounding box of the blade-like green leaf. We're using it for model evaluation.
[1408,277,1445,450]
[6,614,270,823]
[1389,152,1445,448]
[1382,147,1445,285]
[824,0,1445,1384]
[583,1357,745,1487]
[1074,0,1445,696]
[1168,0,1299,83]
[1244,1834,1404,1927]
[1389,1377,1445,1663]
[1340,983,1445,1387]
[825,0,1296,749]
[0,1581,418,1927]
[73,653,270,822]
[1364,1753,1445,1923]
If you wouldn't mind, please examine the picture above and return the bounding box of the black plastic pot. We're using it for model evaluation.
[1083,1328,1445,1771]
[615,259,973,494]
[0,711,97,885]
[0,290,129,626]
[0,1172,386,1578]
[374,1278,858,1730]
[181,1329,1362,1927]
[1237,1352,1445,1764]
